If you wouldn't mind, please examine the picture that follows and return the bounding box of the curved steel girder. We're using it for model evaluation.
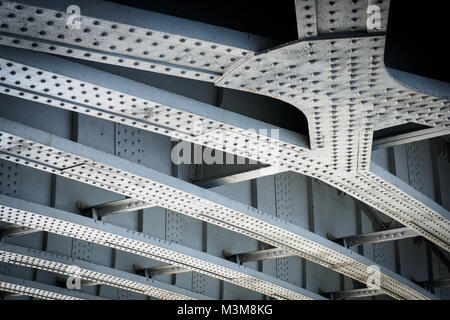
[0,242,211,300]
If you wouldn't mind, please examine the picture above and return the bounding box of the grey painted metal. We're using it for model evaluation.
[0,0,277,82]
[138,248,293,276]
[335,227,419,248]
[327,288,384,300]
[0,242,206,300]
[0,273,103,300]
[0,118,437,300]
[416,278,450,291]
[426,241,450,273]
[372,128,450,150]
[0,193,323,300]
[93,198,152,217]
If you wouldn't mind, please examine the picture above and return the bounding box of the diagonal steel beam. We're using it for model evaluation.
[0,193,323,300]
[0,118,436,300]
[0,274,103,300]
[0,242,212,300]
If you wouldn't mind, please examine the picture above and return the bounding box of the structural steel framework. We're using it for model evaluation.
[0,0,448,300]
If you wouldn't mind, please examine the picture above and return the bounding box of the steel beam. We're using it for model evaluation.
[372,128,450,150]
[0,242,209,300]
[135,264,190,277]
[0,194,323,300]
[0,274,103,300]
[0,0,277,81]
[0,118,436,300]
[334,227,419,248]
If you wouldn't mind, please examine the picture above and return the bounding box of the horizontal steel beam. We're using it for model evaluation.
[0,194,322,300]
[0,118,436,300]
[0,223,37,239]
[0,274,103,300]
[135,264,190,277]
[334,227,419,248]
[372,128,450,150]
[326,288,384,300]
[0,242,209,300]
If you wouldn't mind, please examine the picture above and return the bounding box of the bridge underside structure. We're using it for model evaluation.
[0,0,448,300]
